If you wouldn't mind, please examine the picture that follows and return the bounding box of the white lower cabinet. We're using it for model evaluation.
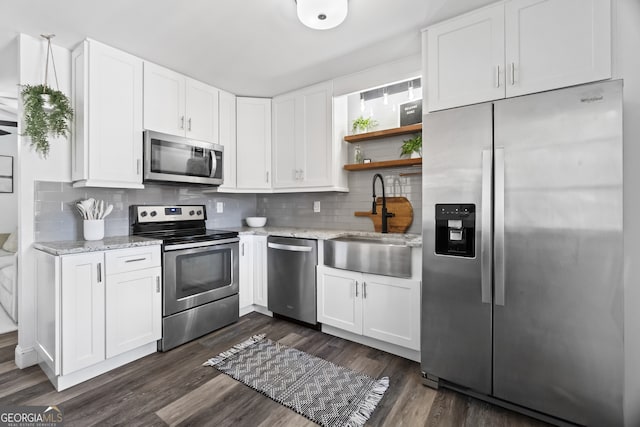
[35,245,162,391]
[238,235,268,313]
[105,267,161,358]
[317,266,421,350]
[60,253,105,375]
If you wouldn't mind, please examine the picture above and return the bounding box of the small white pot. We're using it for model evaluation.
[84,219,104,241]
[410,150,422,158]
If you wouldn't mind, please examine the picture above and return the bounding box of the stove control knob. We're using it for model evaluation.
[197,210,202,216]
[140,211,148,217]
[189,210,195,216]
[150,211,157,217]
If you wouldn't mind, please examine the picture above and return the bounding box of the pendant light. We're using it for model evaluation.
[297,0,348,30]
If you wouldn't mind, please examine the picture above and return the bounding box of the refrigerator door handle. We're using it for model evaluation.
[494,147,506,306]
[481,149,493,304]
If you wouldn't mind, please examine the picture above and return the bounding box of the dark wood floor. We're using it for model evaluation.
[0,313,550,426]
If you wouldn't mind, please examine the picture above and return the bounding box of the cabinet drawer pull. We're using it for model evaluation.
[495,65,500,88]
[125,257,147,263]
[156,276,161,293]
[510,62,516,85]
[355,280,358,297]
[241,243,245,256]
[188,118,192,131]
[363,282,367,299]
[180,116,185,130]
[137,158,141,175]
[266,171,270,183]
[97,263,102,283]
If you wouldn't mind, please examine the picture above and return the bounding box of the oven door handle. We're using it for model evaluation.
[164,237,239,251]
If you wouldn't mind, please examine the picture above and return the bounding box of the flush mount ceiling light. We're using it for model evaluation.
[296,0,348,30]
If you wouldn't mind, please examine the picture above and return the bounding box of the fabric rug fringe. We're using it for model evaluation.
[345,376,390,427]
[202,334,266,367]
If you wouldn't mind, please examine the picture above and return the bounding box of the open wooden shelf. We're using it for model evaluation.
[343,158,422,171]
[344,123,422,143]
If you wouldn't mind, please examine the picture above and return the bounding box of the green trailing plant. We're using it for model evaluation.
[21,84,73,158]
[400,133,422,157]
[352,116,378,134]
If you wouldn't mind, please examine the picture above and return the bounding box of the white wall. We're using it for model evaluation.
[613,0,640,425]
[16,33,72,368]
[0,132,18,233]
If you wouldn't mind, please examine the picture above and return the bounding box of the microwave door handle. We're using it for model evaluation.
[210,151,218,178]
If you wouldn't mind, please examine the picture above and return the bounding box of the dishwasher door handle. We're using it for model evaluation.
[267,242,313,252]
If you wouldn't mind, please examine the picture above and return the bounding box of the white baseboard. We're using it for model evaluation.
[240,305,272,317]
[48,342,157,391]
[15,344,38,368]
[321,324,420,362]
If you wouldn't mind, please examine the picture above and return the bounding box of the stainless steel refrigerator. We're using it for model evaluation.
[421,80,623,426]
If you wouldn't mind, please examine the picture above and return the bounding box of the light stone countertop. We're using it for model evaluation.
[225,226,422,247]
[34,227,421,256]
[34,236,163,256]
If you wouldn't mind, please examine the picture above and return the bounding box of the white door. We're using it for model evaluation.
[105,267,161,358]
[88,40,143,185]
[362,274,421,350]
[298,82,332,188]
[61,253,105,375]
[218,90,237,190]
[505,0,611,97]
[238,236,254,310]
[317,266,362,334]
[143,62,186,136]
[185,78,219,143]
[272,94,298,188]
[236,97,272,190]
[252,236,269,307]
[427,3,505,111]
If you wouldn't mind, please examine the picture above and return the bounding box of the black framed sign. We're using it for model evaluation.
[398,100,423,126]
[0,156,13,193]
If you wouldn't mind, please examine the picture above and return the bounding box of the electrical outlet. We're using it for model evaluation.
[216,202,224,213]
[313,201,321,213]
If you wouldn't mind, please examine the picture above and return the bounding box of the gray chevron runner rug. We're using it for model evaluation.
[203,334,389,427]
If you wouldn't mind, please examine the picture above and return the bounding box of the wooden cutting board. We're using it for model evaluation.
[354,197,413,233]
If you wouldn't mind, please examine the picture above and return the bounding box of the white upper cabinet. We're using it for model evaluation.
[427,3,505,111]
[72,39,144,188]
[236,97,272,191]
[504,0,611,97]
[218,90,237,190]
[143,62,219,143]
[272,81,345,191]
[426,0,611,111]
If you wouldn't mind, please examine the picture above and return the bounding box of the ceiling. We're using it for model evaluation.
[1,0,496,97]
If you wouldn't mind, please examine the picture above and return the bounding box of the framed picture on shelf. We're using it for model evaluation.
[0,155,13,193]
[398,99,422,127]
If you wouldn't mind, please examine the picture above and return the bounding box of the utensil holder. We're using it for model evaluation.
[84,219,104,241]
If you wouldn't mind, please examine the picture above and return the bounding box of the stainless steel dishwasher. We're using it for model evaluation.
[267,236,318,325]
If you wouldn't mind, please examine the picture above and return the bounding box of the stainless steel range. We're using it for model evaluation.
[130,205,239,351]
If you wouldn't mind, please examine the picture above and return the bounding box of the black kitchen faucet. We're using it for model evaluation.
[371,173,395,233]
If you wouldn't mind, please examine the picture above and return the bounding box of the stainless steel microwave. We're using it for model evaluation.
[143,130,223,186]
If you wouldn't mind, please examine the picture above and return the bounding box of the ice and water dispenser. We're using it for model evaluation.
[435,204,476,257]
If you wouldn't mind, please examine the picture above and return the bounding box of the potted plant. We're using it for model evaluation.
[21,84,73,158]
[352,116,378,134]
[400,133,422,158]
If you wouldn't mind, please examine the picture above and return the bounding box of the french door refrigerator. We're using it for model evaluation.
[421,80,623,426]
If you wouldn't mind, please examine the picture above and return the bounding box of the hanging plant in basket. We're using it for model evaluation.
[21,84,73,157]
[20,34,73,158]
